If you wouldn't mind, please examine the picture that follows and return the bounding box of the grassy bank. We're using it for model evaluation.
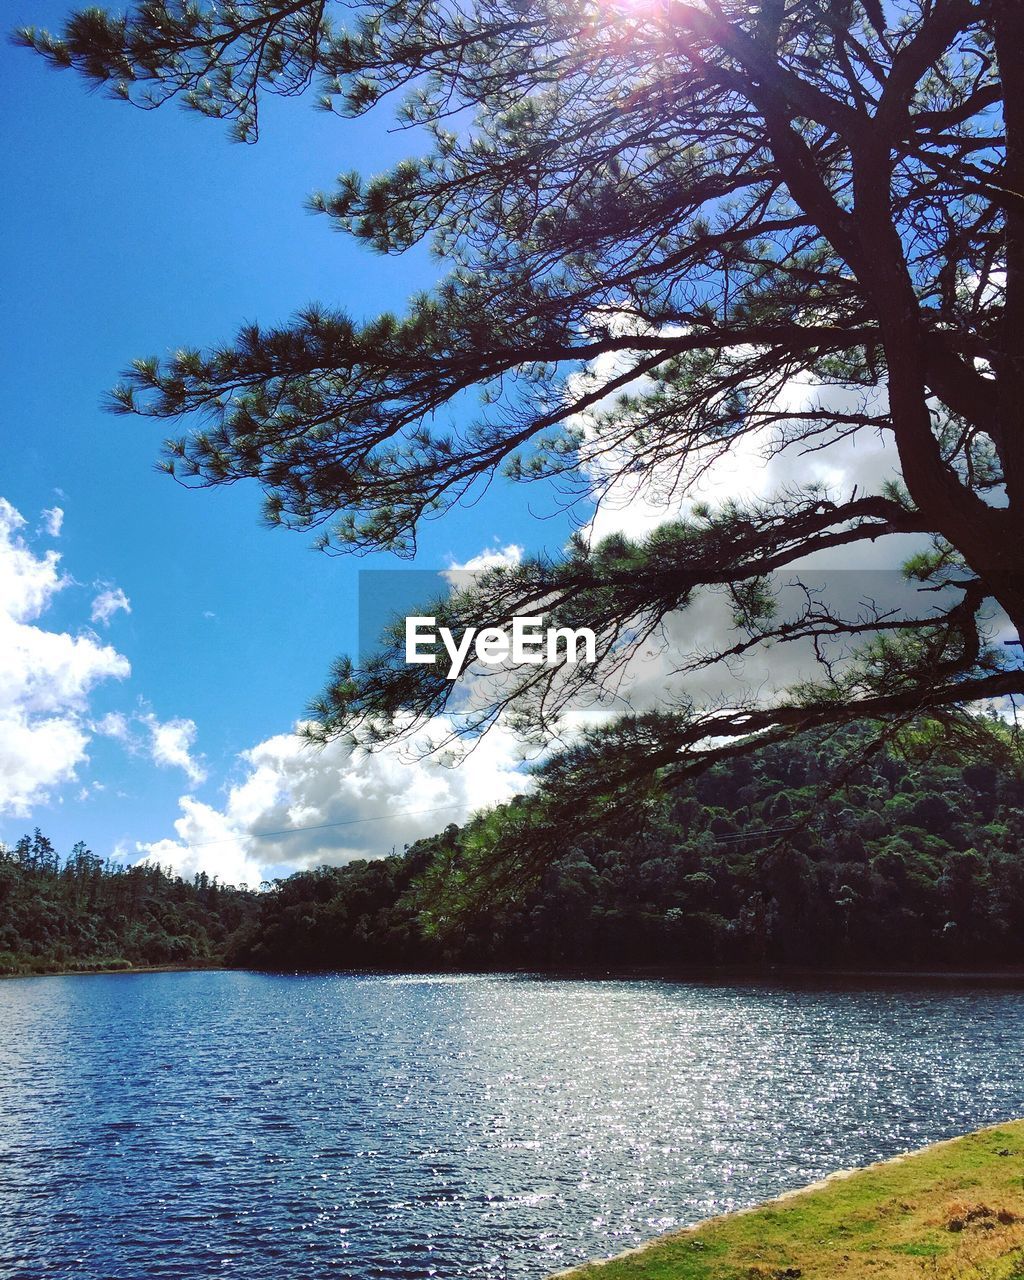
[554,1121,1024,1280]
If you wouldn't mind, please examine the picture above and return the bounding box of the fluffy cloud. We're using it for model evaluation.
[140,713,206,785]
[137,718,530,886]
[0,500,66,623]
[90,706,207,784]
[0,498,130,816]
[93,711,131,740]
[446,543,524,574]
[575,351,902,545]
[549,339,959,715]
[91,585,131,626]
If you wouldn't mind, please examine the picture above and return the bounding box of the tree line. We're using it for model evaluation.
[6,721,1024,977]
[0,831,257,975]
[228,721,1024,972]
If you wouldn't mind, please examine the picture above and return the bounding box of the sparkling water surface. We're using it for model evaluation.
[1,970,1022,1278]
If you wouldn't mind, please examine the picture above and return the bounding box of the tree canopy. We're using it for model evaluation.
[229,720,1024,970]
[0,830,257,975]
[18,0,1024,812]
[10,720,1024,975]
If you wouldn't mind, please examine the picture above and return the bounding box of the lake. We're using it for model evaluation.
[1,970,1022,1278]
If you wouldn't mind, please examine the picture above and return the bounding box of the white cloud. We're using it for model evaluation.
[548,333,942,705]
[446,543,524,575]
[90,585,131,626]
[0,498,67,623]
[136,718,530,886]
[575,356,902,545]
[140,712,206,785]
[40,507,64,538]
[93,711,131,740]
[0,498,130,816]
[141,797,264,887]
[93,706,207,789]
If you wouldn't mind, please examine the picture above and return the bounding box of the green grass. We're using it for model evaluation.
[553,1121,1024,1280]
[0,950,135,976]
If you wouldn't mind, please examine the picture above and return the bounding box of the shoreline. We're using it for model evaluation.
[0,962,227,981]
[5,961,1024,984]
[550,1118,1024,1278]
[516,962,1024,985]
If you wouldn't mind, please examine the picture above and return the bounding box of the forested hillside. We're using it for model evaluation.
[227,722,1024,972]
[0,830,257,975]
[6,721,1024,976]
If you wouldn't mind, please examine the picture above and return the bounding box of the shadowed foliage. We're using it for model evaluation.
[226,719,1024,969]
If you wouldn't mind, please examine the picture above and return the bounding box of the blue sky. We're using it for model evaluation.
[0,0,574,879]
[0,1,934,886]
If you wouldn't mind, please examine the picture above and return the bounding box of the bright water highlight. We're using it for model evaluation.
[1,970,1022,1278]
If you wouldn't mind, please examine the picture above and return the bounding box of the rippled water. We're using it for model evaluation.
[1,971,1023,1278]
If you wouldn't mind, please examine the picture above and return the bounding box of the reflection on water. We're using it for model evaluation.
[0,970,1022,1278]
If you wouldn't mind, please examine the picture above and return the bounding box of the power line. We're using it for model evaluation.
[177,802,467,851]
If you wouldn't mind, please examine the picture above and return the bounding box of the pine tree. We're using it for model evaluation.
[17,0,1024,808]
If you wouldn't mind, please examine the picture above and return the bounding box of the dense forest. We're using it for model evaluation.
[5,721,1024,976]
[0,830,257,975]
[227,721,1024,972]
